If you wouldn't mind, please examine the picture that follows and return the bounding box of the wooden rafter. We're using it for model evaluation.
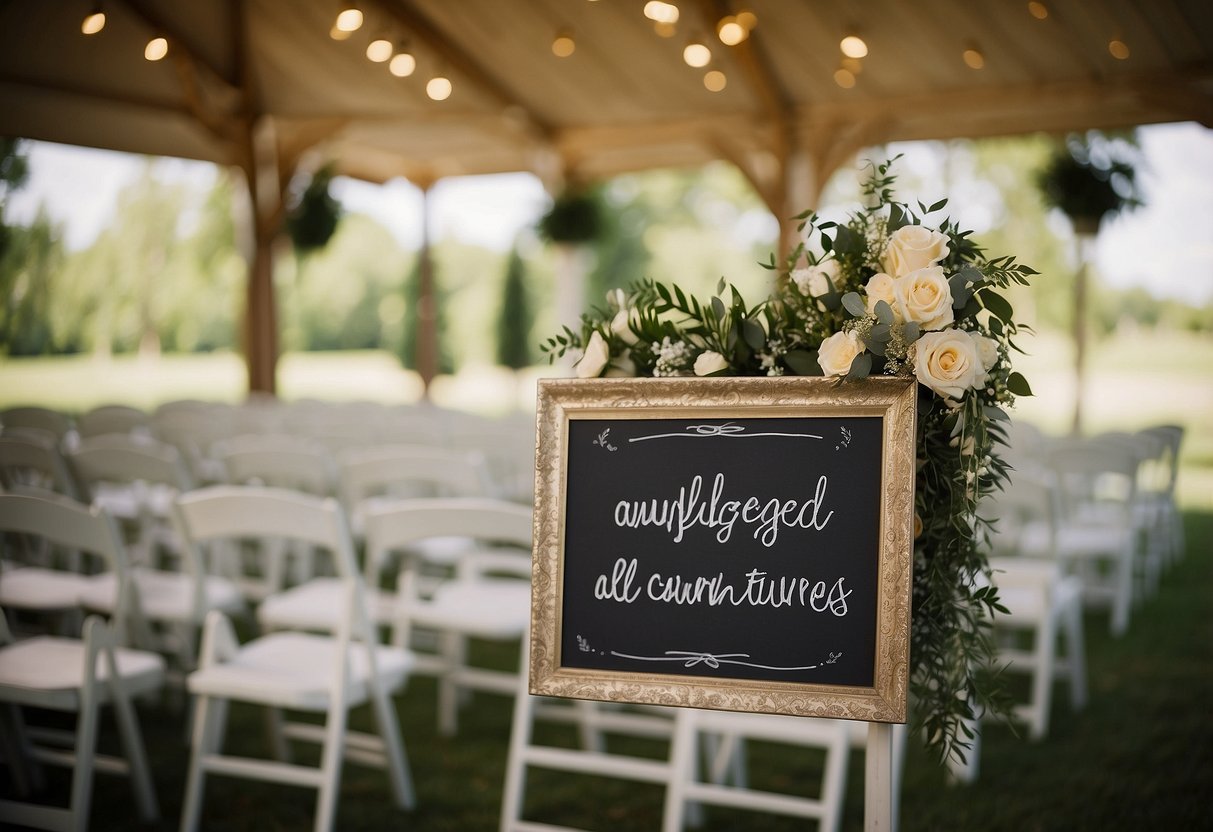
[0,71,193,117]
[367,0,556,142]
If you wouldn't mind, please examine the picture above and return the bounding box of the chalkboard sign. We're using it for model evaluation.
[530,376,917,723]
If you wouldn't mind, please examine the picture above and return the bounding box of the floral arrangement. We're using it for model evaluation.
[543,157,1038,761]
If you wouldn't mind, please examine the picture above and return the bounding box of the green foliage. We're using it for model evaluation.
[1038,131,1143,231]
[496,246,533,369]
[285,164,341,255]
[0,210,63,356]
[537,186,603,245]
[544,157,1043,763]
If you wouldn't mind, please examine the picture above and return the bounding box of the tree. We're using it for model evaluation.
[0,138,30,260]
[496,246,532,369]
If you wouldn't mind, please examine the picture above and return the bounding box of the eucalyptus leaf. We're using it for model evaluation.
[711,295,726,320]
[956,265,984,285]
[842,292,867,317]
[874,299,894,325]
[902,321,921,342]
[716,277,726,295]
[949,274,973,309]
[847,352,873,379]
[871,323,891,342]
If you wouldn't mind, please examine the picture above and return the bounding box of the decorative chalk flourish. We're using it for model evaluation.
[629,422,823,443]
[834,426,852,451]
[593,428,618,452]
[609,649,839,672]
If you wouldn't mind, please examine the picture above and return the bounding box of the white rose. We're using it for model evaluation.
[882,225,950,276]
[693,350,730,376]
[913,329,984,400]
[610,309,638,345]
[791,260,839,306]
[817,330,866,377]
[864,273,900,318]
[574,330,611,378]
[894,266,954,331]
[976,335,999,371]
[606,288,627,311]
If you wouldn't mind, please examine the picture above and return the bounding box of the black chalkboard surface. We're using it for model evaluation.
[530,377,915,722]
[561,416,881,688]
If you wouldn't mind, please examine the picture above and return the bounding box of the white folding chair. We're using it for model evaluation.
[67,433,196,569]
[1141,424,1185,568]
[988,556,1088,741]
[76,404,150,439]
[212,433,338,598]
[0,493,165,831]
[259,497,532,737]
[1045,438,1141,635]
[0,407,75,447]
[0,432,84,503]
[173,485,416,832]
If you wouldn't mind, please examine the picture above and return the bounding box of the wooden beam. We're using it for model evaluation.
[0,72,193,118]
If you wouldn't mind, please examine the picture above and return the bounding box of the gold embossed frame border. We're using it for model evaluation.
[530,375,916,723]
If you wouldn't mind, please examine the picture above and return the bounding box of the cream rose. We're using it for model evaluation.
[864,272,899,318]
[818,330,865,377]
[574,330,610,378]
[913,329,986,400]
[894,266,954,331]
[693,350,730,376]
[976,335,999,371]
[882,225,950,276]
[606,288,627,310]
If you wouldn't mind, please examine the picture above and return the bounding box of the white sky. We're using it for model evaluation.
[7,122,1213,303]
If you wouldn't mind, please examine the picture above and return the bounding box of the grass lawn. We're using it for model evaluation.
[4,512,1211,831]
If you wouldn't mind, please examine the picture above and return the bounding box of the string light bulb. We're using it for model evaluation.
[81,6,106,35]
[962,45,985,69]
[389,47,416,77]
[1108,39,1130,59]
[654,21,676,37]
[643,2,679,25]
[334,3,363,34]
[426,76,452,101]
[366,37,392,62]
[1027,1,1048,20]
[683,41,711,67]
[144,36,168,61]
[840,34,868,59]
[704,69,726,92]
[735,10,757,31]
[717,16,747,46]
[833,67,856,88]
[552,31,576,57]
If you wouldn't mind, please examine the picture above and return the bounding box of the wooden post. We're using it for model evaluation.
[238,115,283,397]
[415,184,439,396]
[1070,231,1096,436]
[865,722,896,832]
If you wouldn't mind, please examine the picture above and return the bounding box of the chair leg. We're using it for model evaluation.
[438,631,463,736]
[0,704,37,796]
[179,693,225,832]
[312,704,349,832]
[1110,546,1133,636]
[369,684,415,810]
[1064,602,1089,710]
[69,623,105,832]
[104,650,160,822]
[661,709,695,832]
[1029,618,1057,741]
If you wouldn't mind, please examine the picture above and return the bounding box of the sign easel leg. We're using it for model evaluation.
[864,722,896,832]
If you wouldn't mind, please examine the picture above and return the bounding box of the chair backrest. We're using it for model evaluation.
[76,404,150,438]
[173,484,371,640]
[68,433,195,497]
[1141,424,1184,495]
[1044,437,1139,520]
[0,493,139,643]
[214,434,336,496]
[982,469,1061,559]
[337,445,491,511]
[0,406,74,443]
[0,432,83,500]
[362,497,532,586]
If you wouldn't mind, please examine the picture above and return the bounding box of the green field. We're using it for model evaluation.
[2,327,1210,506]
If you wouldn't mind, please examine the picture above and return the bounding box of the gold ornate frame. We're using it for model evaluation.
[529,375,917,722]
